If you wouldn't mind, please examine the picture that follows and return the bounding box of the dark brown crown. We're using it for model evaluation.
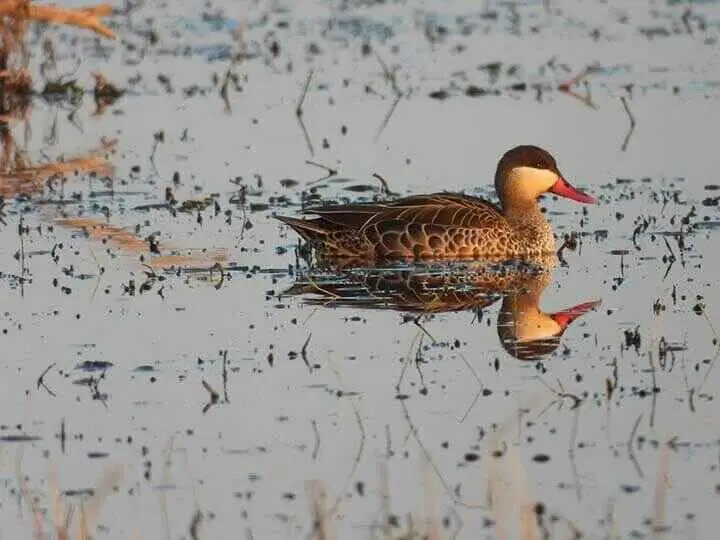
[497,145,561,175]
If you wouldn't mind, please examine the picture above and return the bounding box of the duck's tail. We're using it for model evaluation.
[274,214,331,243]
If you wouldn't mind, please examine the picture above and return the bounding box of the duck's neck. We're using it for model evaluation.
[500,200,555,252]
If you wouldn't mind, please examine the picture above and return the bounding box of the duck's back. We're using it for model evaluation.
[304,193,518,259]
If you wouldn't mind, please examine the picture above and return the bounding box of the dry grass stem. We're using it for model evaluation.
[0,137,117,197]
[295,68,315,155]
[0,1,116,38]
[307,480,335,540]
[620,96,636,151]
[56,217,229,270]
[650,446,670,537]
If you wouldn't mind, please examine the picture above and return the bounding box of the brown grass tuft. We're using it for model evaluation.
[56,216,229,271]
[0,1,115,39]
[0,136,117,198]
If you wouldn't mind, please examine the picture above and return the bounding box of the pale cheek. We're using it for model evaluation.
[509,168,558,198]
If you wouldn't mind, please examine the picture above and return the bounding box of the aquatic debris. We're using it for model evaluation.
[0,194,6,225]
[555,65,598,109]
[295,68,315,156]
[374,50,404,140]
[36,362,56,396]
[218,19,247,113]
[620,96,637,151]
[201,380,220,413]
[0,433,41,442]
[305,159,337,183]
[91,71,124,115]
[75,360,114,372]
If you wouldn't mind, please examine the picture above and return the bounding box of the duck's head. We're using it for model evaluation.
[495,145,596,211]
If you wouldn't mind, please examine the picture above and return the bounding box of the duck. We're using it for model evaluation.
[276,145,596,261]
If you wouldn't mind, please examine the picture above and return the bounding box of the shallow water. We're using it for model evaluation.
[0,0,719,538]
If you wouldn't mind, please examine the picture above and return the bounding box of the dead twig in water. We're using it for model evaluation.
[220,20,247,113]
[321,353,366,520]
[455,350,486,422]
[311,419,320,460]
[647,351,658,428]
[691,307,719,401]
[413,335,428,394]
[149,130,164,173]
[537,376,583,410]
[17,215,27,297]
[374,52,404,140]
[401,398,488,510]
[556,232,578,267]
[296,69,315,156]
[557,66,597,109]
[568,404,583,501]
[0,2,116,38]
[221,349,229,403]
[301,333,313,372]
[650,446,670,537]
[627,414,645,479]
[409,314,436,343]
[661,236,676,280]
[59,418,66,454]
[36,362,57,397]
[189,509,203,540]
[395,322,432,395]
[371,172,397,198]
[201,380,220,413]
[305,159,337,184]
[620,96,636,152]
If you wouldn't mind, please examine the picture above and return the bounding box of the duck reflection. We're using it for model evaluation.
[283,255,599,362]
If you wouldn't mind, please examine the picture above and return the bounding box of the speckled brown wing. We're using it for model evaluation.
[293,193,512,259]
[357,193,512,259]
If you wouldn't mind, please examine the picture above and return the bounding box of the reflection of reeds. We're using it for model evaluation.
[0,1,118,202]
[295,68,315,156]
[0,2,115,40]
[307,480,335,540]
[0,1,116,122]
[57,216,229,272]
[0,68,31,120]
[0,136,117,198]
[306,469,443,540]
[19,463,123,540]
